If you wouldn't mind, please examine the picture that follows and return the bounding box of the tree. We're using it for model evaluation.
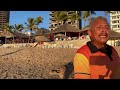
[4,22,14,43]
[12,24,24,32]
[88,17,95,25]
[0,25,3,31]
[68,11,81,24]
[25,18,37,43]
[24,16,43,43]
[53,11,81,26]
[104,11,112,17]
[35,16,43,29]
[53,11,67,27]
[82,11,96,27]
[60,11,68,24]
[4,23,13,32]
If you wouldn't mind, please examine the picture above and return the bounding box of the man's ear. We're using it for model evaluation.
[87,30,91,37]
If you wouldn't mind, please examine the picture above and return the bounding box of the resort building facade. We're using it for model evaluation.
[110,11,120,33]
[0,11,10,31]
[49,11,82,31]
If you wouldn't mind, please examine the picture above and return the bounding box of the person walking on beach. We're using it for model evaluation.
[73,16,120,79]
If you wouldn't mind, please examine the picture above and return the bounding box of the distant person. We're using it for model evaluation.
[73,16,120,79]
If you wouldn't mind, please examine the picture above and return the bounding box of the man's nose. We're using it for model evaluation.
[101,27,106,32]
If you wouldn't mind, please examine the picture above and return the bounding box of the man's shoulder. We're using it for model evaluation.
[77,44,89,53]
[106,44,115,51]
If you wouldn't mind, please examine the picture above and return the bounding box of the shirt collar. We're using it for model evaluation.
[87,41,99,53]
[87,41,113,61]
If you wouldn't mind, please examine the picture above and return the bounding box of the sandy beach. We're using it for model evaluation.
[0,46,119,79]
[0,47,77,79]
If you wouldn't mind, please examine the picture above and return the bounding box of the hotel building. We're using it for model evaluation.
[0,11,10,31]
[49,11,82,31]
[110,11,120,32]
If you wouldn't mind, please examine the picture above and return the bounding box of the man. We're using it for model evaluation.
[73,16,120,79]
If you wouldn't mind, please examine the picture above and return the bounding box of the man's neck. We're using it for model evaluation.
[91,41,106,49]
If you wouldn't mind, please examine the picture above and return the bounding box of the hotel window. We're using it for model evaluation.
[117,16,119,19]
[118,25,120,28]
[112,16,116,19]
[51,29,53,31]
[68,22,71,24]
[113,25,117,28]
[117,11,119,14]
[54,24,57,26]
[112,21,117,24]
[112,12,116,15]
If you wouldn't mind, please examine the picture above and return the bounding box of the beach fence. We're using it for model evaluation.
[0,43,33,48]
[0,38,90,49]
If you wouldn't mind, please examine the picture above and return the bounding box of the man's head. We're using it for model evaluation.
[88,16,111,46]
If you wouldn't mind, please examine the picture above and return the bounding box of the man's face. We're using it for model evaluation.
[89,19,110,45]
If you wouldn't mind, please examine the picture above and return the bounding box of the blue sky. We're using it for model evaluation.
[9,11,110,30]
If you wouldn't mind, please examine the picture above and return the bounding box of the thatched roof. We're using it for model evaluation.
[80,25,89,32]
[11,30,29,38]
[80,26,120,38]
[0,30,29,38]
[0,29,13,37]
[110,31,120,37]
[48,24,81,34]
[35,35,50,42]
[35,28,50,36]
[55,33,68,38]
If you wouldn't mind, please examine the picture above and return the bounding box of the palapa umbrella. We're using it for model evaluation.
[80,25,89,32]
[35,35,50,42]
[48,24,81,34]
[35,28,50,36]
[55,33,68,38]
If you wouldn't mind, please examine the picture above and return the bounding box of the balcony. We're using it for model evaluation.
[49,25,55,28]
[49,11,54,14]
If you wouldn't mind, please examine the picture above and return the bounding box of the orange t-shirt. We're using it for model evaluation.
[74,42,120,79]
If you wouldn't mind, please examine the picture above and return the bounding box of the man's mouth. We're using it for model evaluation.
[99,34,108,37]
[100,35,107,37]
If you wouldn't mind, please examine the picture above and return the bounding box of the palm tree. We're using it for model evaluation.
[60,11,68,24]
[0,25,3,31]
[104,11,112,17]
[35,16,43,29]
[53,11,70,27]
[25,18,37,43]
[4,22,13,33]
[88,17,95,25]
[53,11,81,26]
[12,24,24,32]
[82,11,96,27]
[68,11,81,24]
[4,22,14,43]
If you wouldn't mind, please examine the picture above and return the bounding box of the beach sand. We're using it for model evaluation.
[0,46,119,79]
[0,47,77,79]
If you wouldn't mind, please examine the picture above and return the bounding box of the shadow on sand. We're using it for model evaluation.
[0,49,24,56]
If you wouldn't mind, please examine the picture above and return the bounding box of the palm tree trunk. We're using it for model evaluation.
[13,36,15,43]
[57,21,59,28]
[30,29,32,43]
[63,19,67,24]
[28,29,32,43]
[90,11,92,22]
[37,25,38,29]
[84,20,86,27]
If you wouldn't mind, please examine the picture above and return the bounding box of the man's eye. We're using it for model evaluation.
[96,27,101,29]
[105,26,110,29]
